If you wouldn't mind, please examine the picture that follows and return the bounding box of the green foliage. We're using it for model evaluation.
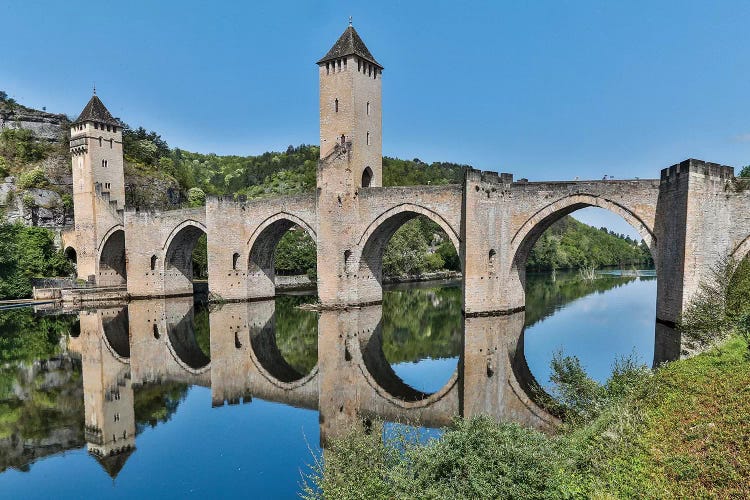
[0,129,50,167]
[273,295,319,375]
[381,286,462,363]
[680,255,750,350]
[0,309,76,363]
[527,216,652,271]
[17,167,49,189]
[0,156,7,178]
[186,187,205,207]
[133,382,189,433]
[61,193,73,212]
[382,218,458,277]
[274,228,317,277]
[22,193,35,210]
[122,125,170,166]
[0,223,74,299]
[382,157,465,186]
[739,165,750,177]
[192,234,208,280]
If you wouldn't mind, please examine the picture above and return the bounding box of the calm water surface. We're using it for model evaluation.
[0,271,662,498]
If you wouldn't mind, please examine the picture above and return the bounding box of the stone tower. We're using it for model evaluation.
[70,93,125,210]
[317,22,383,188]
[316,23,384,305]
[68,93,126,282]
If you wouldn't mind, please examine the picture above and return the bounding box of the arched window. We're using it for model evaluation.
[334,98,339,112]
[153,323,159,339]
[362,167,373,188]
[150,255,157,270]
[488,249,497,271]
[341,134,346,144]
[232,252,240,270]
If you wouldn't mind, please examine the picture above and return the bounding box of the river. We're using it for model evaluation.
[0,270,664,498]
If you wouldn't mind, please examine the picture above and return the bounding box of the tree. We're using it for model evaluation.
[739,165,750,178]
[187,187,206,207]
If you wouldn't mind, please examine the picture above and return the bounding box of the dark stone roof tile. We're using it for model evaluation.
[318,25,382,69]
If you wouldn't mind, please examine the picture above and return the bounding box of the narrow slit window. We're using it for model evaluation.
[335,98,339,112]
[232,252,240,270]
[366,102,370,116]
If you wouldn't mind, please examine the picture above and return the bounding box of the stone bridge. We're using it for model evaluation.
[62,25,750,358]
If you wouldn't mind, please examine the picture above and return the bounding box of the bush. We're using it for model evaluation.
[18,167,49,189]
[679,255,750,351]
[0,223,74,298]
[22,194,35,210]
[61,193,73,212]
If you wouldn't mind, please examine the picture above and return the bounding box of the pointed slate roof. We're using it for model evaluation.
[74,94,120,126]
[92,448,134,479]
[318,25,382,69]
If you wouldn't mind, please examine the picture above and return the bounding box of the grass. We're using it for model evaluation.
[304,334,750,499]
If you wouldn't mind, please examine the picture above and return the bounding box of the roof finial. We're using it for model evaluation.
[93,83,96,96]
[349,16,352,27]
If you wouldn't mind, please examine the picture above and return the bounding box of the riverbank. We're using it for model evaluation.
[304,333,750,498]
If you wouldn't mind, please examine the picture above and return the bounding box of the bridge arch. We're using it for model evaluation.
[356,203,461,302]
[98,226,127,286]
[163,219,208,293]
[355,324,458,409]
[246,212,317,298]
[165,307,210,375]
[511,194,657,273]
[101,308,130,361]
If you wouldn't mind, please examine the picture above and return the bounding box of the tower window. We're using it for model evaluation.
[366,102,370,115]
[343,58,347,69]
[367,132,370,145]
[94,123,99,130]
[106,125,111,132]
[341,134,346,144]
[101,159,108,168]
[150,255,157,270]
[232,252,240,270]
[113,126,117,133]
[98,137,102,146]
[357,59,361,72]
[110,138,113,148]
[334,98,338,112]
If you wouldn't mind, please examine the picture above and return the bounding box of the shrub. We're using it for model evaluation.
[18,167,49,189]
[680,255,750,351]
[61,193,73,212]
[22,194,35,210]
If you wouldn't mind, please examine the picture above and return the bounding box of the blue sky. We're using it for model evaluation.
[3,1,749,237]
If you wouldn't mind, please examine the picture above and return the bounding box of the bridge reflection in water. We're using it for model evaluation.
[66,287,679,467]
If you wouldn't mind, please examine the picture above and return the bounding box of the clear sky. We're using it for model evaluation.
[3,1,749,237]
